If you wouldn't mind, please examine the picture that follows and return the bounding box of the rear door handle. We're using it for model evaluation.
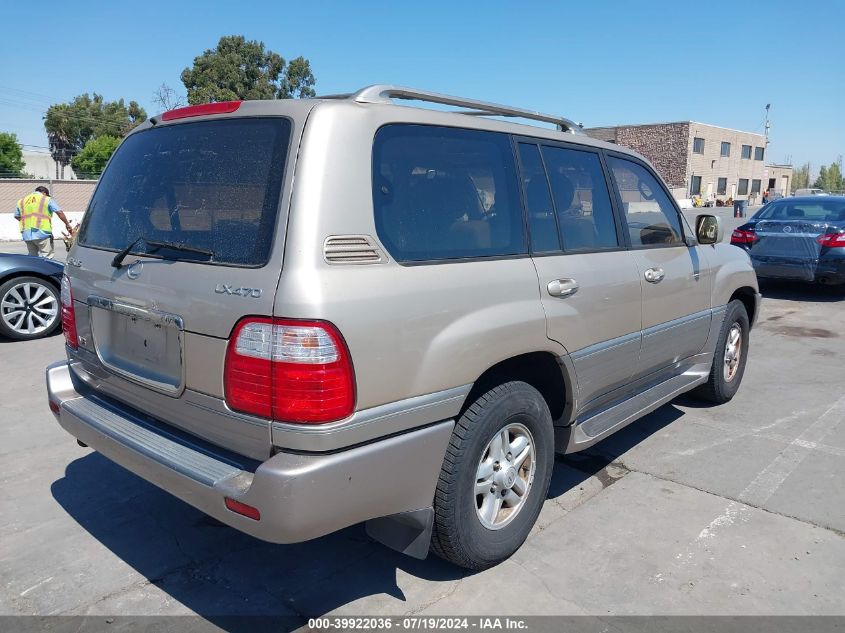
[547,278,579,297]
[644,267,665,283]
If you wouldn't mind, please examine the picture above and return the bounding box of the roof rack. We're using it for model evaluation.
[320,85,582,133]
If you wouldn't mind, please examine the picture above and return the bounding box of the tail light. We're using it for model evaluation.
[224,317,355,423]
[731,228,758,245]
[60,275,78,349]
[816,232,845,248]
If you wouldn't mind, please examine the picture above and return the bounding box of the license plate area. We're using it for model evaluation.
[88,296,185,396]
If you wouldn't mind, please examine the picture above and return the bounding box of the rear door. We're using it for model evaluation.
[67,112,298,459]
[605,154,711,380]
[518,140,642,412]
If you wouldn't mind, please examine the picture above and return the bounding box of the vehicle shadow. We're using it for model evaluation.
[759,279,844,302]
[50,401,685,629]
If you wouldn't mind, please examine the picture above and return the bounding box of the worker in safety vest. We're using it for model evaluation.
[14,186,73,259]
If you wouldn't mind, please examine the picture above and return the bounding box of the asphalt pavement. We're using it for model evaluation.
[1,215,843,626]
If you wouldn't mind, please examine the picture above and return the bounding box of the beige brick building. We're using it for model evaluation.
[586,121,792,203]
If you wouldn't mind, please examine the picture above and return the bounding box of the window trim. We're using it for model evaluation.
[720,141,731,157]
[693,137,705,154]
[603,150,691,251]
[754,146,765,161]
[741,144,752,160]
[737,178,750,195]
[717,177,728,196]
[513,139,562,254]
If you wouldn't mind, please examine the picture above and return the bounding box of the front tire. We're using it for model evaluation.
[0,276,61,341]
[430,381,554,570]
[693,299,750,404]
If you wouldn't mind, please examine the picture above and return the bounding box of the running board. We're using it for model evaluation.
[564,364,710,453]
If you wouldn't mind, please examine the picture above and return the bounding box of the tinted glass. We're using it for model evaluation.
[754,146,765,161]
[717,177,727,195]
[751,179,761,194]
[79,118,290,266]
[373,125,525,262]
[720,142,731,157]
[756,201,845,222]
[738,179,749,195]
[543,146,619,251]
[518,143,560,253]
[693,137,705,154]
[607,156,684,247]
[741,145,752,159]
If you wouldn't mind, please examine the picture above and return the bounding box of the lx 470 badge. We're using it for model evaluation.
[214,284,262,298]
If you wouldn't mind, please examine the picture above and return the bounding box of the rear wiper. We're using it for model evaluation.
[111,236,146,268]
[112,236,214,268]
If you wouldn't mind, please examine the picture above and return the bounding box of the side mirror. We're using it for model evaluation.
[696,214,722,245]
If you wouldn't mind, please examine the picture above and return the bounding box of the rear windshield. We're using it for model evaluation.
[756,200,845,223]
[78,117,291,266]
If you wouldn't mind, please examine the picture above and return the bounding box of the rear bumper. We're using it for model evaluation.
[46,361,453,544]
[752,256,845,284]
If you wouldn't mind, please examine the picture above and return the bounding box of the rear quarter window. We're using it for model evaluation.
[372,124,525,263]
[79,117,291,266]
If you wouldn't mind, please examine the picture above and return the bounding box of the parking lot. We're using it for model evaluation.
[1,213,843,623]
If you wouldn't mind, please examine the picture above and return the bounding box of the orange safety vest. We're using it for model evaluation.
[17,192,53,234]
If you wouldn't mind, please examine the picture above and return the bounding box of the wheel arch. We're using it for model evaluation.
[729,286,758,328]
[460,351,575,427]
[0,270,62,291]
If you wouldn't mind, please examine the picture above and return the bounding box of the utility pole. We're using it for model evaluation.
[764,104,771,146]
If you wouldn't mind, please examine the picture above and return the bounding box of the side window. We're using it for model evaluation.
[373,125,525,262]
[542,146,619,251]
[517,143,560,253]
[607,156,684,247]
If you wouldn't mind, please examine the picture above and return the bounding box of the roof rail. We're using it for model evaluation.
[336,85,581,133]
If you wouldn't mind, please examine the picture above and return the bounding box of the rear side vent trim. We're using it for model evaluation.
[323,235,387,265]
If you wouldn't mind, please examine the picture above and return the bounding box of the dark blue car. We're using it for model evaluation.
[0,253,64,340]
[731,196,845,287]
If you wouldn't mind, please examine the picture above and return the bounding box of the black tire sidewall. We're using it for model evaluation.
[448,383,554,568]
[714,300,750,400]
[0,276,61,341]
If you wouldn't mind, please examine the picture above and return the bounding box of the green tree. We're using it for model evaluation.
[813,161,844,191]
[791,163,810,191]
[180,35,316,105]
[71,135,121,179]
[0,132,26,179]
[44,94,146,178]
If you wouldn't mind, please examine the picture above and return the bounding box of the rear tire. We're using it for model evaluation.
[0,276,61,341]
[692,300,749,404]
[430,381,554,570]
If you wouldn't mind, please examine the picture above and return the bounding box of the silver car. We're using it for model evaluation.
[47,86,760,569]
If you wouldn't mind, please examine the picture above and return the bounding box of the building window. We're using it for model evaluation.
[754,146,765,161]
[751,179,761,194]
[738,178,749,195]
[690,175,702,196]
[720,142,731,157]
[741,145,752,159]
[693,137,705,154]
[717,178,727,195]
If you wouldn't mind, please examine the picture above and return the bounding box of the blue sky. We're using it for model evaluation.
[2,0,842,172]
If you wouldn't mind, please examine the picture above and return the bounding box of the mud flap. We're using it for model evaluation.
[365,507,434,559]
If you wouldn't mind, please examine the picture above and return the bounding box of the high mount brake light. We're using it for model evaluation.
[60,275,78,349]
[224,317,356,423]
[160,101,241,121]
[731,228,758,245]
